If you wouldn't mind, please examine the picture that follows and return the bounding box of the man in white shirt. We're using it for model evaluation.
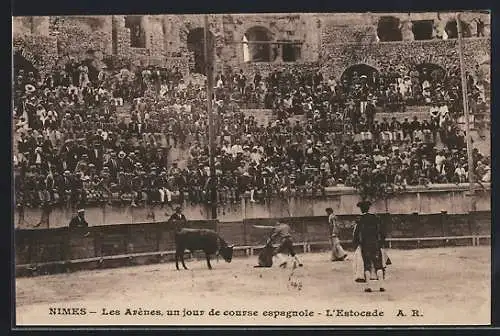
[438,103,449,127]
[231,140,243,157]
[454,164,467,183]
[250,147,262,165]
[435,150,446,174]
[482,166,491,182]
[178,79,187,92]
[429,103,440,121]
[327,76,337,94]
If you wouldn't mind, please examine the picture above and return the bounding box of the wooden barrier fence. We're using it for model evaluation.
[15,211,491,277]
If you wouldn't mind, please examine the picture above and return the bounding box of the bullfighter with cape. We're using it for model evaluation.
[253,222,303,268]
[326,207,348,261]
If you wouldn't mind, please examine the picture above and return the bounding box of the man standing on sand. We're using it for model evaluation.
[352,200,387,293]
[326,207,348,261]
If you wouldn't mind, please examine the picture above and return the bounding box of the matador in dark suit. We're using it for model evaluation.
[353,200,387,292]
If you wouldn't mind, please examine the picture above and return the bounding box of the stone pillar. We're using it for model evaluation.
[141,16,151,49]
[164,16,181,54]
[401,19,414,41]
[370,14,380,42]
[273,42,283,63]
[433,17,446,40]
[162,17,170,53]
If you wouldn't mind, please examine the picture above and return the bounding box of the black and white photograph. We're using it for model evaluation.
[12,11,491,326]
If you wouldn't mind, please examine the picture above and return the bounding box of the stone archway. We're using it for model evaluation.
[412,20,434,40]
[243,26,275,62]
[377,16,402,41]
[340,63,379,84]
[186,27,215,75]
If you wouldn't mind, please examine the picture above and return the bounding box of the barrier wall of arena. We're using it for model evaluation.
[15,210,491,275]
[15,184,491,229]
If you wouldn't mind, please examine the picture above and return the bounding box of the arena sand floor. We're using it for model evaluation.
[15,246,490,326]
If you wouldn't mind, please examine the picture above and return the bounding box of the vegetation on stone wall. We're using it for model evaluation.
[12,35,58,77]
[56,24,111,57]
[320,38,491,80]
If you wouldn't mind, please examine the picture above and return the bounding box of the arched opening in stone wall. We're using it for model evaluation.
[13,51,39,79]
[445,20,472,39]
[125,16,146,48]
[377,16,402,42]
[412,20,434,40]
[243,26,275,62]
[340,64,379,84]
[186,27,214,75]
[415,63,447,83]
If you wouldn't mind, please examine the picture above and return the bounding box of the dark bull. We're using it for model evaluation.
[175,228,234,270]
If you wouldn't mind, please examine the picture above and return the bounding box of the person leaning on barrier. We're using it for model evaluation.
[68,208,90,237]
[168,206,187,231]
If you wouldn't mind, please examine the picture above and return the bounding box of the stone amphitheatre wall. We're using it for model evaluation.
[12,12,490,80]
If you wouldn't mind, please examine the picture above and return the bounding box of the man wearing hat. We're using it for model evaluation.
[168,206,187,231]
[326,207,348,261]
[353,200,387,292]
[254,222,303,268]
[69,208,90,237]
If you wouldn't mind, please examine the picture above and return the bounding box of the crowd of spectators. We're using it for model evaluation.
[217,59,487,121]
[13,53,490,210]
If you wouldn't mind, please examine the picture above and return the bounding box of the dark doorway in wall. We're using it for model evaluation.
[412,20,434,40]
[125,16,146,48]
[445,20,472,39]
[186,27,214,74]
[282,42,302,62]
[244,26,274,62]
[377,16,403,41]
